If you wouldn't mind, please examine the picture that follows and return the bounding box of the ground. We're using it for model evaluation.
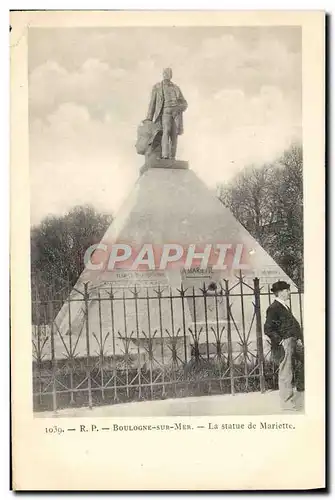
[35,390,304,418]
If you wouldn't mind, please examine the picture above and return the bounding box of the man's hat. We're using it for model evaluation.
[271,281,291,293]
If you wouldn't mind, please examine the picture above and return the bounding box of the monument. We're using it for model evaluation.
[136,68,188,172]
[146,67,187,160]
[51,71,296,363]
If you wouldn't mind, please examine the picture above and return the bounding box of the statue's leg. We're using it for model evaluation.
[161,110,172,159]
[170,118,178,159]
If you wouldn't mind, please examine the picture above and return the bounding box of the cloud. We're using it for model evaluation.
[183,84,301,186]
[178,31,301,97]
[29,59,131,120]
[30,102,139,225]
[29,27,302,224]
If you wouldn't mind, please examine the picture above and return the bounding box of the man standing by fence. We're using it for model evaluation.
[264,281,304,411]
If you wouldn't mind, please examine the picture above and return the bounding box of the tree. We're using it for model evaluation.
[218,163,279,247]
[218,143,303,287]
[273,144,303,285]
[31,205,113,308]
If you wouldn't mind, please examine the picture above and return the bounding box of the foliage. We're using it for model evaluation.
[217,143,303,287]
[33,355,276,411]
[31,205,113,304]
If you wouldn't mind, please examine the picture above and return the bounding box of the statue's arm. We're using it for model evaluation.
[177,87,188,112]
[146,86,157,121]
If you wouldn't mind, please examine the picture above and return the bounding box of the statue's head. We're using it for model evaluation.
[163,68,172,81]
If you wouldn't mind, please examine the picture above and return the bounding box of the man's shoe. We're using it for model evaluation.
[282,406,298,411]
[294,391,305,410]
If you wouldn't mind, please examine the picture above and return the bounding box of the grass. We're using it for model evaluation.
[33,355,278,412]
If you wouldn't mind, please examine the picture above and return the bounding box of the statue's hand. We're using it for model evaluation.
[177,99,187,113]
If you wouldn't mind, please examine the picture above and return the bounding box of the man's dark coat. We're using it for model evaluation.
[264,300,303,365]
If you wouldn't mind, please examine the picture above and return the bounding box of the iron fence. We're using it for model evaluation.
[32,273,304,412]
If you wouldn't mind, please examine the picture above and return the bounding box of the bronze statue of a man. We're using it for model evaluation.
[146,68,187,160]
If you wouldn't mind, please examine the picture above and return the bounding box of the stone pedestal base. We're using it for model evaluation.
[140,158,189,175]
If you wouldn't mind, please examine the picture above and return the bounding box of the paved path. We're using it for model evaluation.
[35,390,304,418]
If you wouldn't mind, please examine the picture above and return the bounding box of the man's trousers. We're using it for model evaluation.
[278,337,304,409]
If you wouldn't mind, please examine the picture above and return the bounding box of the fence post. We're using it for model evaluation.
[253,278,265,393]
[48,298,57,413]
[109,286,118,402]
[133,286,142,400]
[146,288,154,400]
[267,284,275,386]
[67,294,75,405]
[98,289,105,401]
[238,270,248,390]
[157,286,165,397]
[170,287,178,396]
[34,286,42,408]
[298,287,304,332]
[84,282,93,408]
[224,280,235,395]
[180,285,188,363]
[202,283,210,360]
[122,288,130,398]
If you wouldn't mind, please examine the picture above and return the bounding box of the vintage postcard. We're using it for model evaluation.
[11,10,325,490]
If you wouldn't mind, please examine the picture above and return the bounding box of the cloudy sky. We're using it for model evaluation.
[29,26,302,225]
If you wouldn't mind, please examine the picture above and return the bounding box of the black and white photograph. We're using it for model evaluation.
[10,9,325,492]
[29,24,306,418]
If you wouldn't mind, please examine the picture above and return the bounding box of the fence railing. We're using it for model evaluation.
[32,274,304,412]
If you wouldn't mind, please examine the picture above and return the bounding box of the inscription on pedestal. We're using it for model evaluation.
[100,270,169,289]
